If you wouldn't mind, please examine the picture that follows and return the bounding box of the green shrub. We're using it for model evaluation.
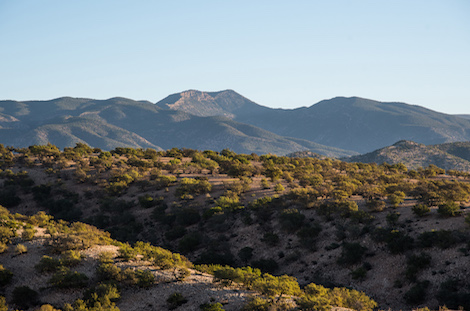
[35,256,62,273]
[260,178,270,189]
[138,194,155,208]
[296,295,331,311]
[106,180,129,195]
[61,250,83,266]
[12,286,39,309]
[0,296,8,311]
[251,258,278,274]
[135,269,155,288]
[373,228,414,254]
[279,209,305,232]
[98,251,115,264]
[178,232,202,253]
[165,226,187,241]
[337,243,367,266]
[0,265,13,287]
[386,212,401,227]
[29,211,54,227]
[49,267,88,288]
[388,191,405,207]
[274,183,285,193]
[405,252,431,282]
[120,268,138,286]
[297,224,322,250]
[249,196,273,209]
[83,283,120,305]
[175,178,212,198]
[238,247,254,263]
[174,267,191,282]
[252,273,300,302]
[118,244,137,261]
[404,281,429,305]
[48,222,113,252]
[154,175,177,189]
[167,292,188,310]
[15,243,27,255]
[212,266,243,286]
[200,302,225,311]
[203,206,224,219]
[336,200,359,212]
[215,195,243,212]
[0,189,21,208]
[47,198,83,222]
[437,278,470,310]
[0,226,16,245]
[21,228,37,241]
[412,204,431,217]
[351,267,367,280]
[350,210,375,224]
[196,250,235,267]
[96,263,121,282]
[418,230,459,249]
[366,199,386,212]
[261,232,279,247]
[438,201,460,217]
[176,208,201,226]
[328,287,377,311]
[242,297,272,311]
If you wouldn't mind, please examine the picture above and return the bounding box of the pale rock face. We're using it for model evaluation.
[158,89,255,119]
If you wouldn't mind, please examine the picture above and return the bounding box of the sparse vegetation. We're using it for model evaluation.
[0,144,468,310]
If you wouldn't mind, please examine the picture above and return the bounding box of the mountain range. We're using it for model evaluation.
[1,90,470,161]
[157,90,470,153]
[0,96,352,157]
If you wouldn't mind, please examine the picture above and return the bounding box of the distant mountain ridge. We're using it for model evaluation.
[0,97,355,157]
[159,90,470,153]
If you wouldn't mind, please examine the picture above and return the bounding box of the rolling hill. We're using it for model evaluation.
[344,140,470,171]
[435,141,470,162]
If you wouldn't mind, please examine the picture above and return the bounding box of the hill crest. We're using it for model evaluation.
[345,140,470,171]
[155,89,270,118]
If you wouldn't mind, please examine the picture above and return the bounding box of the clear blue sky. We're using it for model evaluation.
[1,0,469,114]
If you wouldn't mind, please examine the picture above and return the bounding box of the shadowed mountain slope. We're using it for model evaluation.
[456,114,470,120]
[279,97,470,153]
[0,97,162,150]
